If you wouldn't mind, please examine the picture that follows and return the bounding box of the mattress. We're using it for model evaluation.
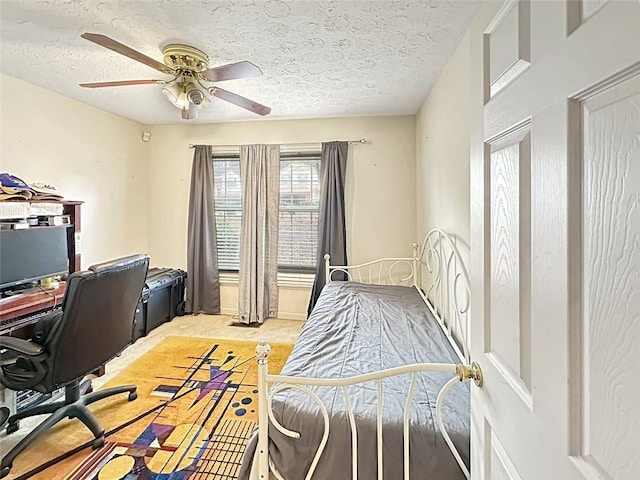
[239,281,470,479]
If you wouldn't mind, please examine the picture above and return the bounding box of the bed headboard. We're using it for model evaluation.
[415,229,471,363]
[325,252,417,286]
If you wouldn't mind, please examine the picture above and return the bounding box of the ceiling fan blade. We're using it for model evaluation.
[81,33,173,74]
[80,79,165,88]
[210,87,271,116]
[201,61,262,82]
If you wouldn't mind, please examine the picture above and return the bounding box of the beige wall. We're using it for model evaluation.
[146,116,416,317]
[0,74,417,319]
[0,74,149,267]
[416,32,471,254]
[218,283,311,321]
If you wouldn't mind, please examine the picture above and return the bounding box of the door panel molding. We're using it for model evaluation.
[490,425,524,480]
[567,0,614,34]
[580,0,612,23]
[485,118,532,149]
[486,352,533,409]
[573,62,640,102]
[569,73,640,480]
[484,0,640,140]
[568,68,640,457]
[486,122,533,402]
[486,0,531,98]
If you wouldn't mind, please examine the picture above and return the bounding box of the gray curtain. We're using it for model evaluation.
[238,144,280,324]
[186,145,221,314]
[308,141,349,315]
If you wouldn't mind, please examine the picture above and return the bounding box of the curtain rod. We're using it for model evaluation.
[188,139,367,149]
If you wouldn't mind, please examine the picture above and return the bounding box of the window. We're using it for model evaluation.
[278,155,321,272]
[213,158,242,270]
[212,153,321,273]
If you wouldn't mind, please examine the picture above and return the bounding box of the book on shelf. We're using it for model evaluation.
[0,221,29,230]
[38,215,71,227]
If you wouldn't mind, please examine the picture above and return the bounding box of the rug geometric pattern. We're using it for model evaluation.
[46,336,293,480]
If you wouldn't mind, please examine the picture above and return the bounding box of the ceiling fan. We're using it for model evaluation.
[79,33,271,120]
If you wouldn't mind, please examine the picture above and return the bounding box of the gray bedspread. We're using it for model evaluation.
[239,282,469,479]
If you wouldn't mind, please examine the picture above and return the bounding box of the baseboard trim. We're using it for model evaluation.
[220,308,306,321]
[277,312,307,321]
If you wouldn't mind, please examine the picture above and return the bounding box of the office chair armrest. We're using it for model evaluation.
[32,310,63,345]
[0,336,45,357]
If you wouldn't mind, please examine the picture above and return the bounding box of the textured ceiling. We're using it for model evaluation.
[0,0,478,125]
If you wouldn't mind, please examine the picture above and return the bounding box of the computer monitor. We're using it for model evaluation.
[0,227,69,291]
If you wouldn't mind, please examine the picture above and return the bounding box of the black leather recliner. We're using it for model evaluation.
[0,254,149,478]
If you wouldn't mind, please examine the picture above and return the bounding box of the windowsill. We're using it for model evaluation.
[219,271,314,288]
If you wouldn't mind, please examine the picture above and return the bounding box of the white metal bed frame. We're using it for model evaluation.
[253,229,480,480]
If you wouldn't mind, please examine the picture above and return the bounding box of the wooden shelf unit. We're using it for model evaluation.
[0,200,82,336]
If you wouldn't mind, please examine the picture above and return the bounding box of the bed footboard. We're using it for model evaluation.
[255,341,482,480]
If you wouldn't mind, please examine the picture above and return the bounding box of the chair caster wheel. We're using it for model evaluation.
[128,391,137,401]
[0,465,12,479]
[92,435,105,449]
[5,421,19,435]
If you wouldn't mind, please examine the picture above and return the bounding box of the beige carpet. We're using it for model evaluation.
[1,315,302,480]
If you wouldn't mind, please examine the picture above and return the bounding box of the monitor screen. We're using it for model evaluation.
[0,227,69,290]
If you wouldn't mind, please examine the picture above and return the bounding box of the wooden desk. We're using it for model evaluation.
[0,283,66,336]
[0,281,106,377]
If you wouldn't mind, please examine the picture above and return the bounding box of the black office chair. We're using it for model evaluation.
[0,254,149,478]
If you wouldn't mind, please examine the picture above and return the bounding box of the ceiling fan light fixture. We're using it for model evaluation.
[161,80,183,108]
[164,80,201,112]
[176,90,189,109]
[185,83,209,109]
[181,101,199,120]
[188,89,206,108]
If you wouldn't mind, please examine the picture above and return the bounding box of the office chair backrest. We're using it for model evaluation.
[44,254,149,389]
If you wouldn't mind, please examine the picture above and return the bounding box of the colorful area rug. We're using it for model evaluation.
[6,336,293,480]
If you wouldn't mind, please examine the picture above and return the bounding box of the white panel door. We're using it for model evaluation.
[469,0,640,479]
